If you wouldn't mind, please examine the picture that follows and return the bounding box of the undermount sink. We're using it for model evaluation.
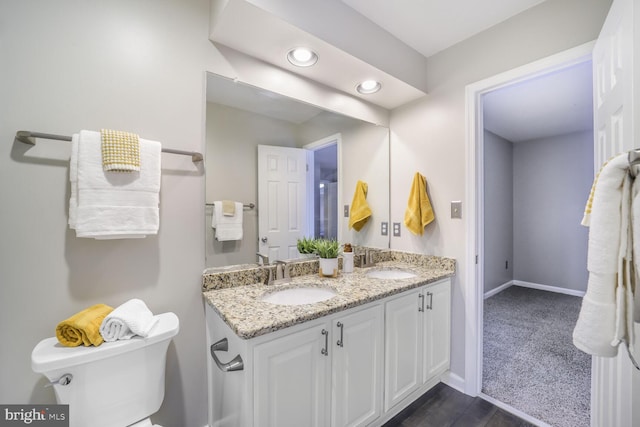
[261,285,337,306]
[365,268,417,280]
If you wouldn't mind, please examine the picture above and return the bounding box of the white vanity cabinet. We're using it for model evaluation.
[253,304,384,427]
[384,278,451,411]
[205,277,450,427]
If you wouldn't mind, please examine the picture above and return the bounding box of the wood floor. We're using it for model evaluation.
[383,383,536,427]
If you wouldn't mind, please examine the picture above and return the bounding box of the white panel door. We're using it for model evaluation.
[258,145,308,262]
[331,305,384,427]
[590,0,640,426]
[422,280,451,383]
[384,289,422,411]
[254,324,330,427]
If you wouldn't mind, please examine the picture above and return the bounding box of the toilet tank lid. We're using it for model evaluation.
[31,312,179,373]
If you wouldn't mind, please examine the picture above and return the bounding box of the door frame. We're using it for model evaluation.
[304,133,343,241]
[463,41,595,396]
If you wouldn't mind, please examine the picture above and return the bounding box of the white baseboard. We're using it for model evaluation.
[484,280,514,299]
[440,371,466,394]
[513,280,586,297]
[484,279,586,298]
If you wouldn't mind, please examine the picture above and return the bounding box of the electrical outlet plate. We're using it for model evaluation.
[381,222,388,236]
[344,205,349,217]
[393,222,401,237]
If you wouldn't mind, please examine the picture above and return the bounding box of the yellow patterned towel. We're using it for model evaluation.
[222,200,236,217]
[101,129,140,172]
[55,304,114,347]
[581,157,613,226]
[404,172,435,235]
[349,180,372,231]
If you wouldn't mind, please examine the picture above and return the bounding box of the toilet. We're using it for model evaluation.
[31,312,179,427]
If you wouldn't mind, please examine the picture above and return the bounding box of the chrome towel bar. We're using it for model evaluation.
[16,130,203,162]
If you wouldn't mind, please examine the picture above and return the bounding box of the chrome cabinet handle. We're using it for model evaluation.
[426,292,433,310]
[336,322,344,347]
[210,338,244,372]
[321,329,329,356]
[418,293,425,312]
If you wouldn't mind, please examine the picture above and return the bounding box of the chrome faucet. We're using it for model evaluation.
[273,260,291,284]
[360,249,376,267]
[256,253,273,285]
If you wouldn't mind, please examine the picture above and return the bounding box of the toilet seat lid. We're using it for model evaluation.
[32,312,179,373]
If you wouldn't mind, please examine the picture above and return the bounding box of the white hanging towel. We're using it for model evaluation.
[211,201,243,241]
[99,298,159,342]
[573,152,635,357]
[70,130,161,239]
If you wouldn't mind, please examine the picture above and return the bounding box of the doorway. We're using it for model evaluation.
[463,42,596,423]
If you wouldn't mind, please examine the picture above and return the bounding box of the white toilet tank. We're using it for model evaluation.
[31,312,179,427]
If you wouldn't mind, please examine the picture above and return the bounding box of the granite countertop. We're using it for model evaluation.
[202,251,455,340]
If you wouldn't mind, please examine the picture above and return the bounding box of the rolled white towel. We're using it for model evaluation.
[99,299,158,342]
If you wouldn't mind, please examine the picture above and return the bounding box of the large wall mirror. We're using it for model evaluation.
[205,72,390,268]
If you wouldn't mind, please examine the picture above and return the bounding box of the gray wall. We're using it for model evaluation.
[483,131,514,293]
[513,131,593,291]
[1,1,217,426]
[389,0,611,379]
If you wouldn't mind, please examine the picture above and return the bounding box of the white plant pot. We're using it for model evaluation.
[319,257,338,277]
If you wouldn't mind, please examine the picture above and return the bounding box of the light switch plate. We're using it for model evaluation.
[451,201,462,219]
[344,205,349,217]
[393,222,401,237]
[381,222,388,236]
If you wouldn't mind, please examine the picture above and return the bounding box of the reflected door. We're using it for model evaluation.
[258,145,308,261]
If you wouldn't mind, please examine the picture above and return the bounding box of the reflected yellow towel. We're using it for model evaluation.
[101,129,140,172]
[404,172,434,235]
[349,180,372,231]
[55,304,114,347]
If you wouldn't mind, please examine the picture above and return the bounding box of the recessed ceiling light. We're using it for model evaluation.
[356,80,381,94]
[287,47,318,67]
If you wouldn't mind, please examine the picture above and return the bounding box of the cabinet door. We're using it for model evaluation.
[332,305,383,427]
[384,289,422,411]
[254,324,330,427]
[423,280,451,383]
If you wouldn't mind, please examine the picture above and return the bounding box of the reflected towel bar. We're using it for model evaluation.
[16,130,203,162]
[206,202,255,210]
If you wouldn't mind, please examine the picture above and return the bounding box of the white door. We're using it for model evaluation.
[422,280,451,383]
[253,324,330,427]
[384,289,422,411]
[590,0,640,425]
[258,145,308,262]
[332,305,384,427]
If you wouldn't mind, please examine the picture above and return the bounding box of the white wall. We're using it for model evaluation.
[389,0,611,380]
[513,131,593,291]
[0,1,221,426]
[483,131,514,293]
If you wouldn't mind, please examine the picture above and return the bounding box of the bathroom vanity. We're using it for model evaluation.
[202,250,455,427]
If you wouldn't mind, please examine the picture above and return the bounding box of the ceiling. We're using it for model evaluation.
[209,0,594,142]
[341,0,548,58]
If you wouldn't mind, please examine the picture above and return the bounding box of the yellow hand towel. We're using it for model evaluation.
[349,180,372,231]
[101,129,140,172]
[55,304,114,347]
[404,172,435,235]
[222,200,236,217]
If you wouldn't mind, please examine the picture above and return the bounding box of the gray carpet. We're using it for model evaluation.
[482,286,591,427]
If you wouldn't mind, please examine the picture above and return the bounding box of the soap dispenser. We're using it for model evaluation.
[343,243,354,273]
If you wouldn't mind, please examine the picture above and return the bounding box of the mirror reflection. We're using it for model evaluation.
[205,72,389,268]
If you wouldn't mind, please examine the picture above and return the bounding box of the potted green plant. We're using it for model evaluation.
[314,238,340,276]
[296,237,317,258]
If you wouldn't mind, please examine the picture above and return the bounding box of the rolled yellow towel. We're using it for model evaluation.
[349,180,372,231]
[55,304,114,347]
[404,172,435,235]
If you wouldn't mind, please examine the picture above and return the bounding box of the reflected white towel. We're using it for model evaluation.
[99,299,158,342]
[72,130,161,239]
[68,133,79,228]
[211,201,243,241]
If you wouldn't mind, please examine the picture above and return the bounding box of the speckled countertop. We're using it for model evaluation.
[202,250,455,339]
